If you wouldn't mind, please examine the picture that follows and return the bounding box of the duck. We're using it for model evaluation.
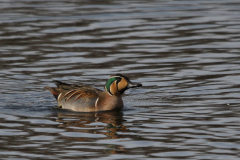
[44,74,142,112]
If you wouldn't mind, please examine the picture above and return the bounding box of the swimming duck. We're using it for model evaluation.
[44,74,142,112]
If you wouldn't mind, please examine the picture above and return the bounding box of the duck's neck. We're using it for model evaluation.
[95,91,123,111]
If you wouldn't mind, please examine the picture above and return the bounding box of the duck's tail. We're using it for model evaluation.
[44,86,60,100]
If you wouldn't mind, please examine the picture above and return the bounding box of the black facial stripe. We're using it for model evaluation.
[116,78,121,92]
[116,78,128,93]
[118,87,127,94]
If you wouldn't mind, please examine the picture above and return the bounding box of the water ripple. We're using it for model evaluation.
[0,0,240,159]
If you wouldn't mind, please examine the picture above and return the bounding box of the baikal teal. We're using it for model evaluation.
[45,74,142,112]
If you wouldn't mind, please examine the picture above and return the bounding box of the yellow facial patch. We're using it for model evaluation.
[110,81,120,95]
[117,78,128,92]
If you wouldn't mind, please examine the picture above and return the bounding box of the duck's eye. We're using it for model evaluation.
[116,77,122,84]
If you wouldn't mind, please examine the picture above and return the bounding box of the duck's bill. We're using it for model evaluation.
[127,82,142,88]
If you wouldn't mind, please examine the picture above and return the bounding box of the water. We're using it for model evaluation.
[1,0,240,159]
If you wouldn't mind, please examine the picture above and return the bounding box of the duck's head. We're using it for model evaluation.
[105,74,142,96]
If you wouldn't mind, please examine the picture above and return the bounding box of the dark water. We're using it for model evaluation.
[1,0,240,159]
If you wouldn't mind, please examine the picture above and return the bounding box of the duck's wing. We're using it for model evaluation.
[59,86,102,102]
[45,80,103,107]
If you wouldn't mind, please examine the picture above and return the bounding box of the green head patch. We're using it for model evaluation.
[105,77,118,95]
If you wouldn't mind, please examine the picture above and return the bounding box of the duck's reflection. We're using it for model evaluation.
[55,110,128,139]
[54,110,127,153]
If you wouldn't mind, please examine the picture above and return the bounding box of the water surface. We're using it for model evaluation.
[1,0,240,159]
